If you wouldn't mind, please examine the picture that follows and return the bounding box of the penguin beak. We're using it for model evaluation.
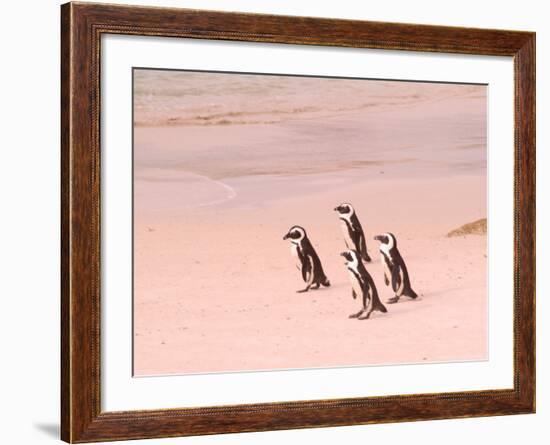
[340,252,346,257]
[333,206,340,212]
[374,235,382,241]
[283,233,289,240]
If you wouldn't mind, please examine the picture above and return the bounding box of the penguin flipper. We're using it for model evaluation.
[300,257,311,282]
[304,256,315,287]
[359,233,371,262]
[391,268,403,294]
[382,254,392,286]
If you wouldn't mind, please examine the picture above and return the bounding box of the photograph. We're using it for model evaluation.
[132,69,488,376]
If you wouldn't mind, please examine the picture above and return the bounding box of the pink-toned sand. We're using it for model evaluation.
[133,79,487,376]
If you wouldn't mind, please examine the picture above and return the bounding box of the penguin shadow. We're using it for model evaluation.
[294,280,348,294]
[347,312,387,322]
[380,294,430,315]
[343,291,425,320]
[317,281,348,291]
[389,293,425,304]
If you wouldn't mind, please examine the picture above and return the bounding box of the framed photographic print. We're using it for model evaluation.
[61,2,535,443]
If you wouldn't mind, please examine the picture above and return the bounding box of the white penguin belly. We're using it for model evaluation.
[340,221,353,249]
[347,270,363,297]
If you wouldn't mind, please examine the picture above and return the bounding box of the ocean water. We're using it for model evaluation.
[134,69,486,128]
[133,69,487,211]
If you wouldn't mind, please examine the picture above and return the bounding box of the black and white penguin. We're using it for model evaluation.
[341,249,387,319]
[373,233,418,304]
[334,203,371,262]
[283,225,331,293]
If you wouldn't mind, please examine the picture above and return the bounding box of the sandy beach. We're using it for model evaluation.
[133,71,487,376]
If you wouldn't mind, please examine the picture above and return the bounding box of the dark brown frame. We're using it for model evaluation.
[61,2,536,443]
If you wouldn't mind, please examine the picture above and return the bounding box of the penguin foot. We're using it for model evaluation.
[357,312,372,320]
[386,296,400,304]
[349,310,365,319]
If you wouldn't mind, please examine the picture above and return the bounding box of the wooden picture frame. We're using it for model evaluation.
[61,2,535,442]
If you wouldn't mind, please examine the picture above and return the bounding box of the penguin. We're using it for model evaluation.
[334,203,371,262]
[341,249,387,319]
[373,233,418,304]
[283,225,331,293]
